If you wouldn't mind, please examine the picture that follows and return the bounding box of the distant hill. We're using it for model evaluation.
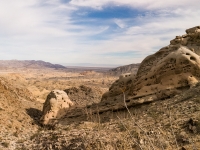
[107,63,140,76]
[0,60,66,69]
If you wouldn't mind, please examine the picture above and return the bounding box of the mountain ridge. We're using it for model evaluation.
[0,60,66,69]
[108,63,140,76]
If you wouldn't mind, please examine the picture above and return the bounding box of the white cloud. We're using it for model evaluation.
[72,7,200,65]
[69,0,200,10]
[0,0,200,66]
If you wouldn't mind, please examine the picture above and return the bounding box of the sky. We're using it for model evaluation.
[0,0,200,67]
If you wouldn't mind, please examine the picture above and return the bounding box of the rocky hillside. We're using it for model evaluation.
[0,74,42,149]
[0,60,66,69]
[19,84,200,150]
[107,63,140,76]
[102,25,200,107]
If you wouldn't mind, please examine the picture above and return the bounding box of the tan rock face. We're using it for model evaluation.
[40,90,74,125]
[102,73,135,100]
[102,26,200,103]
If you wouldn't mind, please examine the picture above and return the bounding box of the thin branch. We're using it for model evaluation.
[167,106,179,150]
[122,91,156,150]
[117,115,143,150]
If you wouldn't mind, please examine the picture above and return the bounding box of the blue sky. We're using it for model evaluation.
[0,0,200,67]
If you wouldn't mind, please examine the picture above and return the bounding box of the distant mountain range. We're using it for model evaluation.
[107,63,140,76]
[0,60,66,69]
[0,60,141,74]
[61,63,120,68]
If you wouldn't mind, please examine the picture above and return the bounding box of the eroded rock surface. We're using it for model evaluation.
[102,26,200,105]
[40,90,74,125]
[102,73,135,100]
[64,85,102,106]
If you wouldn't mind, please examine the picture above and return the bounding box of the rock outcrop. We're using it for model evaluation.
[107,63,140,76]
[40,90,74,125]
[102,73,135,100]
[102,26,200,104]
[40,85,105,125]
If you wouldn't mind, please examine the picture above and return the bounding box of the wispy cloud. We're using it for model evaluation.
[0,0,200,66]
[69,0,200,10]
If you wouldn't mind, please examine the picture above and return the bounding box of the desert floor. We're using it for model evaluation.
[0,68,199,150]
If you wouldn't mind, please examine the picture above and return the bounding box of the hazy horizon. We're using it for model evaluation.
[0,1,200,66]
[0,59,125,67]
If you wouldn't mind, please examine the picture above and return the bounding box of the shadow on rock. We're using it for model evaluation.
[26,108,43,126]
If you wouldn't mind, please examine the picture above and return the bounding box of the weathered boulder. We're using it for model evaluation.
[40,90,74,125]
[102,25,200,104]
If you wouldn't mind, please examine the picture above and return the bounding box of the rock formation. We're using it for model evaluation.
[108,63,140,76]
[102,26,200,104]
[40,90,74,125]
[102,73,135,100]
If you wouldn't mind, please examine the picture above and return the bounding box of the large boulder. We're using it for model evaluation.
[40,90,74,125]
[102,26,200,104]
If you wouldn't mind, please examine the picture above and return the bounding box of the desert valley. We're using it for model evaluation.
[0,26,200,150]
